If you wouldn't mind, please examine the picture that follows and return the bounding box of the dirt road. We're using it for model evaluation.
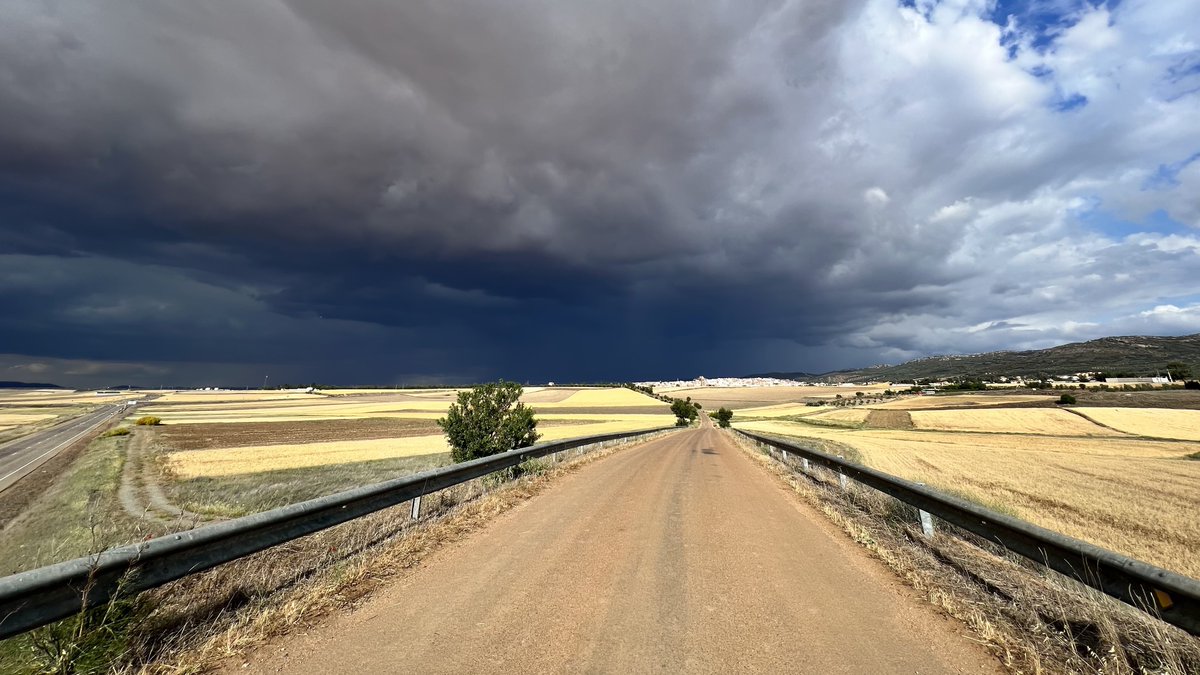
[237,426,1000,674]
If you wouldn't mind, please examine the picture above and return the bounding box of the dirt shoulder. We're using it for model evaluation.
[231,427,1000,674]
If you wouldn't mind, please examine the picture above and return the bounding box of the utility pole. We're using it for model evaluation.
[263,374,270,390]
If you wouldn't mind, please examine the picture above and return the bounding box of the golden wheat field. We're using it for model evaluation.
[319,388,465,397]
[166,436,449,478]
[530,387,661,407]
[134,387,666,424]
[733,402,827,418]
[149,387,672,481]
[135,400,457,423]
[1070,408,1200,441]
[0,390,108,406]
[665,384,892,409]
[0,393,95,440]
[807,408,873,426]
[0,413,58,425]
[165,417,669,478]
[871,394,1051,409]
[151,390,328,404]
[734,416,1200,578]
[908,408,1126,436]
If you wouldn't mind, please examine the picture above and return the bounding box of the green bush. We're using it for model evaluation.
[134,416,161,426]
[670,398,699,425]
[1185,380,1200,390]
[714,407,733,428]
[437,381,539,463]
[1057,393,1076,405]
[101,427,131,437]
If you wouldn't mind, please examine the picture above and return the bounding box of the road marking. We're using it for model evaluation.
[0,408,118,491]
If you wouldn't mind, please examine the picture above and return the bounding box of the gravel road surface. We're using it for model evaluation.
[236,424,1001,674]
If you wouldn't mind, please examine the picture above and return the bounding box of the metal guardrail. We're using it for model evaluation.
[735,429,1200,636]
[0,426,677,640]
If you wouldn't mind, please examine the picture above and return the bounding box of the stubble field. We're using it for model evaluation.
[729,388,1200,578]
[0,386,673,574]
[1069,407,1200,441]
[661,383,893,409]
[129,386,672,516]
[0,389,101,443]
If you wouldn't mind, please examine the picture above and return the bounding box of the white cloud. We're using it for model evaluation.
[864,187,890,206]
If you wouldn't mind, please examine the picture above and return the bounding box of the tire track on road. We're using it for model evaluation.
[234,427,1002,674]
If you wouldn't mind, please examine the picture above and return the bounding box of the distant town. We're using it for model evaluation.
[636,372,1179,390]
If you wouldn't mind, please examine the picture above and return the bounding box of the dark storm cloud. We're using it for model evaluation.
[1,0,1199,385]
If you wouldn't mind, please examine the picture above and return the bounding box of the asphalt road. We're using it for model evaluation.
[237,423,1001,674]
[0,404,124,493]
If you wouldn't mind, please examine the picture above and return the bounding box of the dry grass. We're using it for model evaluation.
[735,420,1200,578]
[910,408,1125,436]
[733,433,1200,675]
[1070,408,1200,441]
[0,434,168,577]
[872,394,1052,409]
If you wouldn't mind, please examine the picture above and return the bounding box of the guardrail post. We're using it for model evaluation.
[411,495,421,520]
[731,429,1200,636]
[801,458,809,473]
[919,509,935,538]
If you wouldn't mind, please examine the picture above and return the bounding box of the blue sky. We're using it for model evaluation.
[0,0,1198,387]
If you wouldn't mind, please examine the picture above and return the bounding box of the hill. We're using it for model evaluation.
[766,334,1200,383]
[0,381,64,389]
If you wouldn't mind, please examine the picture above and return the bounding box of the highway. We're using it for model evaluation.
[0,404,126,494]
